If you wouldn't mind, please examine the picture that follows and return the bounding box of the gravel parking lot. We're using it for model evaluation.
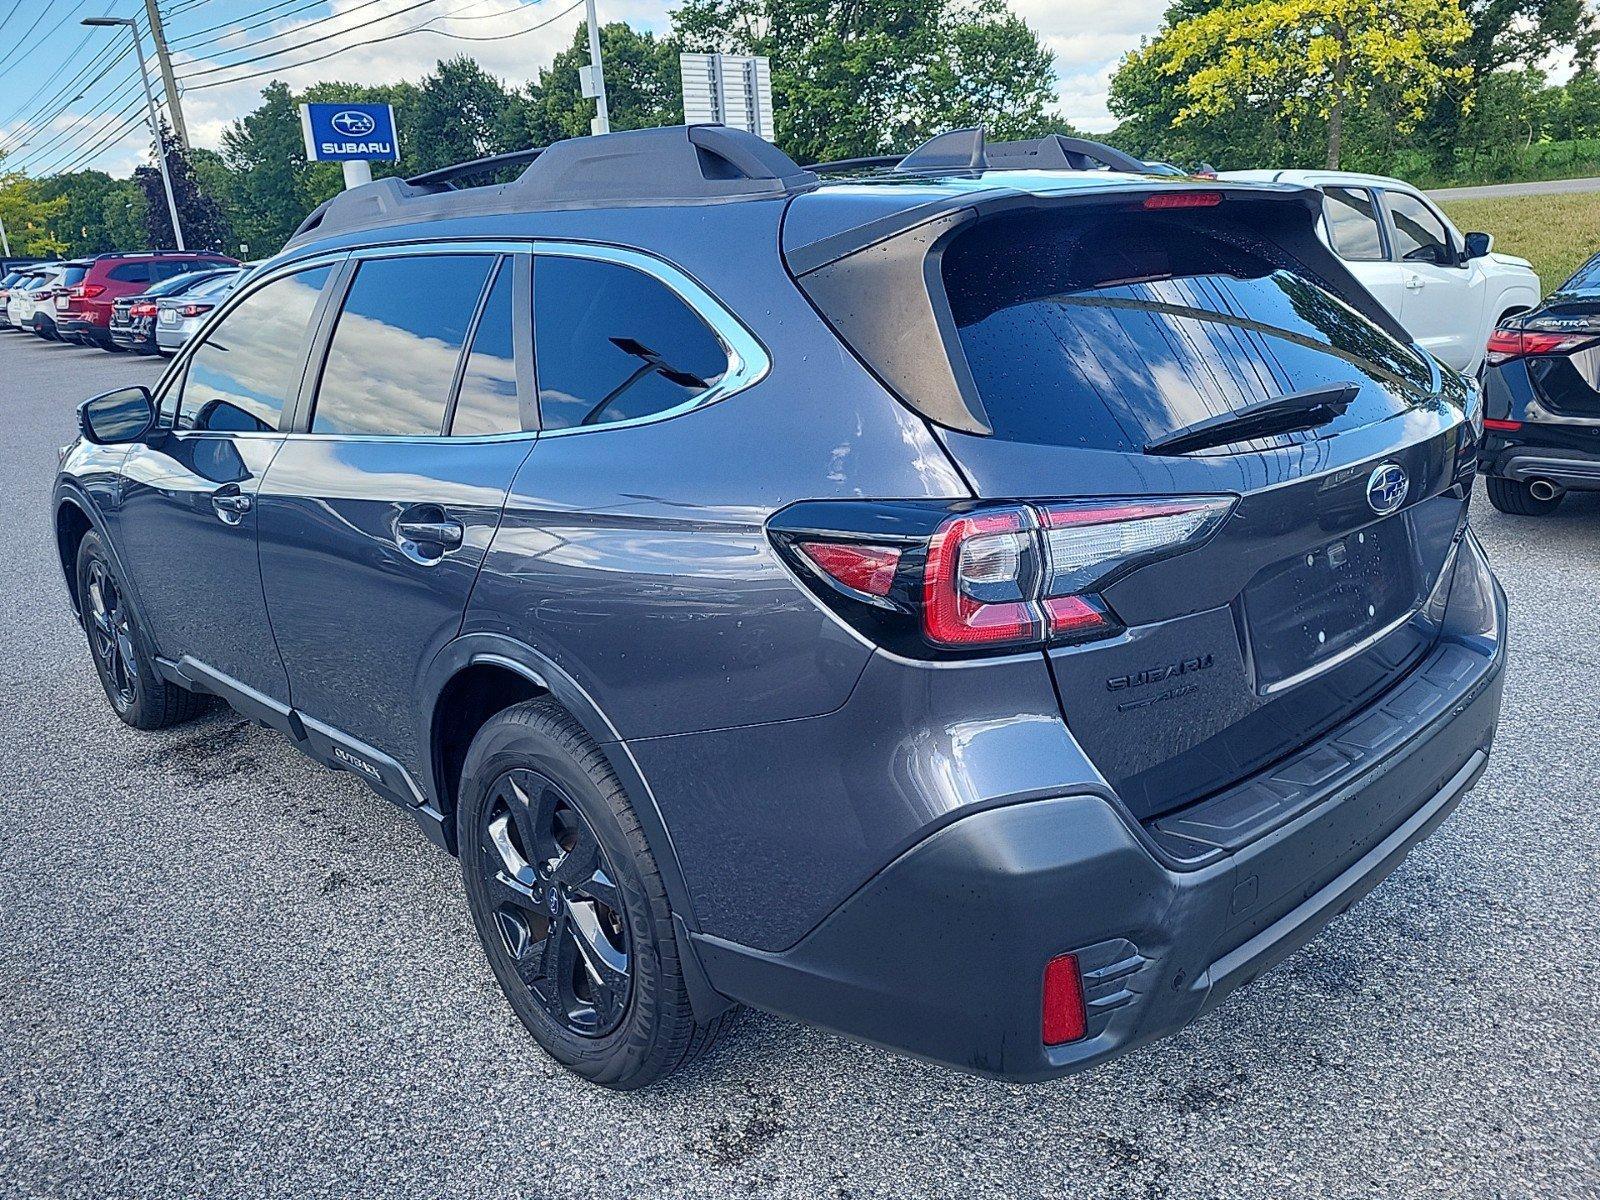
[3,330,1598,1200]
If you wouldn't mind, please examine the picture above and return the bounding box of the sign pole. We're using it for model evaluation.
[0,211,11,258]
[341,161,373,191]
[584,0,610,135]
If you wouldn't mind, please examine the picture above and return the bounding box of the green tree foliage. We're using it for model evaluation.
[672,0,1060,162]
[135,122,233,252]
[512,21,684,144]
[30,170,146,256]
[0,160,69,256]
[405,56,515,174]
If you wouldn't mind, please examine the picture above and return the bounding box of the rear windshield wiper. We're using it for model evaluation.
[1143,383,1359,457]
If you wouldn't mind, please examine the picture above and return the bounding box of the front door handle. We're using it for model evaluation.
[211,485,252,524]
[1404,273,1425,290]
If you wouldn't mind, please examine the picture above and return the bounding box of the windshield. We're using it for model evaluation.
[943,208,1434,453]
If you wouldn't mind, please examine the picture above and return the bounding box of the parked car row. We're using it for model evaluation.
[0,250,243,355]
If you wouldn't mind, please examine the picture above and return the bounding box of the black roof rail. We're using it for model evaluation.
[805,129,1154,178]
[285,125,818,247]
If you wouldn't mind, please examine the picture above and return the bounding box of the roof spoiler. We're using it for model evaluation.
[287,125,818,245]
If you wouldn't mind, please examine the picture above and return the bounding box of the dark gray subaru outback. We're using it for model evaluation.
[55,126,1507,1089]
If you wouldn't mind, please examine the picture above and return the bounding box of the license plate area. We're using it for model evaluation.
[1242,515,1421,693]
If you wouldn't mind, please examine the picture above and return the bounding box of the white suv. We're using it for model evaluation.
[1221,170,1540,374]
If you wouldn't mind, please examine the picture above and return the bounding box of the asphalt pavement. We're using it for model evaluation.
[1428,176,1600,200]
[3,330,1598,1200]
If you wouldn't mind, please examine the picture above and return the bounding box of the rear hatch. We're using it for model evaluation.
[788,181,1475,819]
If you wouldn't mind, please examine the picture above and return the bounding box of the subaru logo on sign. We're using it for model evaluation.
[1366,463,1409,516]
[330,109,376,137]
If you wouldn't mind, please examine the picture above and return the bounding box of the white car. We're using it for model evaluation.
[7,263,66,338]
[1221,170,1541,374]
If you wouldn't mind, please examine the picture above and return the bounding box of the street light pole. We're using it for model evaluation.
[584,0,610,135]
[82,17,186,251]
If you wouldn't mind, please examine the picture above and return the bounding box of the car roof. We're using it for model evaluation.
[1220,168,1415,190]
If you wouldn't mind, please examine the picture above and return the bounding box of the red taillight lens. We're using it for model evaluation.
[130,302,156,317]
[1487,327,1596,365]
[1143,191,1222,209]
[75,284,105,298]
[798,541,901,598]
[1482,418,1522,433]
[179,303,215,318]
[923,508,1041,647]
[1042,953,1086,1045]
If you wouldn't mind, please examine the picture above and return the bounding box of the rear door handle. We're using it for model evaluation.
[395,506,464,550]
[1404,274,1425,290]
[211,485,252,524]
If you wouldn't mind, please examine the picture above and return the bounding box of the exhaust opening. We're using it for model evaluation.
[1529,479,1563,502]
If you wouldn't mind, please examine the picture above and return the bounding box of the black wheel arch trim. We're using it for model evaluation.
[53,482,162,665]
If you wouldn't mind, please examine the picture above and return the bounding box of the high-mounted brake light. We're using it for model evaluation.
[1142,191,1222,210]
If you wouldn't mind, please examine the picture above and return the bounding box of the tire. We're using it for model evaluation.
[75,531,212,730]
[457,699,726,1089]
[1485,475,1562,516]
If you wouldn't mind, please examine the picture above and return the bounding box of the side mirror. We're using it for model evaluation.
[1463,231,1493,260]
[78,386,156,445]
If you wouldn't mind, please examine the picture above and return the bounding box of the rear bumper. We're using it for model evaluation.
[693,539,1507,1081]
[1488,445,1600,492]
[57,317,109,344]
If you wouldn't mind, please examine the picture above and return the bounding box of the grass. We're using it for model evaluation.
[1439,192,1600,294]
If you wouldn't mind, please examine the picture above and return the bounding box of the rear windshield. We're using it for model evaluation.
[943,209,1434,453]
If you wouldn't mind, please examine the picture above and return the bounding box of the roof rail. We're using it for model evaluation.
[805,129,1153,177]
[286,125,818,246]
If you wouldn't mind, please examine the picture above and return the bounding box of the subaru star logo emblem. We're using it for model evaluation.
[1366,462,1409,516]
[331,109,376,137]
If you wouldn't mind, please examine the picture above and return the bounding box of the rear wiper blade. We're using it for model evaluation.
[1144,383,1360,457]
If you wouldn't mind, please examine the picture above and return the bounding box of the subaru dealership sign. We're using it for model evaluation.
[299,103,399,162]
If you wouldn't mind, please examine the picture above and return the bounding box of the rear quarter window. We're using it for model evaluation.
[943,208,1433,453]
[108,263,153,283]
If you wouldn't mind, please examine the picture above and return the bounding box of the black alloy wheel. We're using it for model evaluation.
[473,767,632,1037]
[85,557,139,712]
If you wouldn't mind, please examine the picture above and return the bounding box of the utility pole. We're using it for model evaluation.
[0,211,11,258]
[83,17,186,251]
[582,0,610,135]
[143,0,190,150]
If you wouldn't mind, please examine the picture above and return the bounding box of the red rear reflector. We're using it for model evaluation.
[1482,418,1522,432]
[1043,953,1086,1045]
[798,541,901,598]
[1143,191,1222,210]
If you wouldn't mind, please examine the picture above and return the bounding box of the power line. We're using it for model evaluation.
[0,1,90,83]
[0,39,131,155]
[6,73,145,172]
[182,0,582,92]
[170,0,334,49]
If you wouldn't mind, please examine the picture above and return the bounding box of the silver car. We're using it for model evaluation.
[153,268,242,354]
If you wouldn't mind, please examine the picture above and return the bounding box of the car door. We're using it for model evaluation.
[255,247,535,795]
[115,262,338,718]
[1381,187,1485,371]
[1319,184,1405,319]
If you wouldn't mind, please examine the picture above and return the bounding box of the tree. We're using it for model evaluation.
[515,21,683,145]
[31,170,146,256]
[1123,0,1472,169]
[135,122,233,251]
[672,0,1060,163]
[404,56,515,174]
[0,162,69,256]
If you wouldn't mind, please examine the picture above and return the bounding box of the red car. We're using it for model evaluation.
[56,251,237,348]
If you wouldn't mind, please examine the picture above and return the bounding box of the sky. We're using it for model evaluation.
[0,0,1170,178]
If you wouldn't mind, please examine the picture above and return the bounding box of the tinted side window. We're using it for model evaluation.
[175,266,332,433]
[533,256,727,430]
[61,264,89,286]
[108,262,153,283]
[1386,192,1451,263]
[450,260,521,436]
[1560,251,1600,292]
[1321,187,1384,262]
[311,254,494,437]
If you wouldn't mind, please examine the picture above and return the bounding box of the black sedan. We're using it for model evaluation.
[108,270,234,354]
[1480,251,1600,514]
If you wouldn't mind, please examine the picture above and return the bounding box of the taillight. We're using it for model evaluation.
[179,303,215,318]
[130,302,157,317]
[69,284,105,299]
[1042,953,1086,1045]
[1486,327,1596,365]
[770,495,1233,657]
